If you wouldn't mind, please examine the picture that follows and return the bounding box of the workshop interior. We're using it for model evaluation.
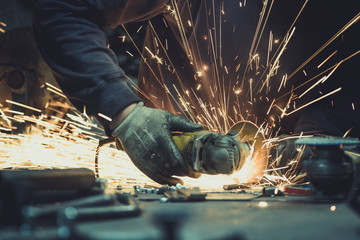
[1,1,360,239]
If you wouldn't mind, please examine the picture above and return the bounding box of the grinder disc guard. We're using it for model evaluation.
[229,121,269,183]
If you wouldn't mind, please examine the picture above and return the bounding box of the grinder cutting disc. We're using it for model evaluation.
[229,121,269,183]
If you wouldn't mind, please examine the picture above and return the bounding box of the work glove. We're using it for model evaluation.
[269,135,313,178]
[112,102,203,185]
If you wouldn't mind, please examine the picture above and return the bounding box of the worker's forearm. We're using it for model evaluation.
[33,0,167,135]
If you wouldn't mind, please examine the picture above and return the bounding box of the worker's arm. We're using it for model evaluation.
[33,0,168,134]
[33,0,205,185]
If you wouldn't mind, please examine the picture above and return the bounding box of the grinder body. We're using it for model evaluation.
[172,121,269,181]
[173,131,250,175]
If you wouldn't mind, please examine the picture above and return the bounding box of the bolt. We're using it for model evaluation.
[160,197,169,203]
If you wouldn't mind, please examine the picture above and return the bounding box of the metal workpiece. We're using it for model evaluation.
[157,185,170,194]
[58,204,141,223]
[133,184,191,195]
[223,184,251,190]
[150,206,246,240]
[23,194,119,220]
[93,178,108,192]
[133,185,159,194]
[0,168,96,191]
[1,186,360,240]
[56,203,141,240]
[24,192,139,220]
[0,168,99,225]
[175,183,190,190]
[262,186,284,197]
[18,193,142,239]
[151,208,190,240]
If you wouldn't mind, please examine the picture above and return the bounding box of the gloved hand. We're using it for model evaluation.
[112,102,203,185]
[269,135,313,177]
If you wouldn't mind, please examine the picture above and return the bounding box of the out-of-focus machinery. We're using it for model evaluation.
[0,0,72,133]
[0,27,73,132]
[296,137,360,196]
[296,136,360,208]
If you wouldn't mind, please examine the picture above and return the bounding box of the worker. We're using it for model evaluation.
[33,0,359,183]
[33,0,208,185]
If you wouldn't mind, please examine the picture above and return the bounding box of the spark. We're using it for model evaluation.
[5,100,42,113]
[256,0,308,85]
[343,128,352,138]
[98,113,112,122]
[187,20,192,27]
[277,74,287,92]
[0,22,5,34]
[136,25,143,33]
[4,109,24,115]
[286,11,360,82]
[263,166,289,172]
[298,61,341,99]
[267,31,273,66]
[0,109,12,126]
[249,78,253,101]
[170,0,193,62]
[317,50,338,68]
[266,99,275,115]
[284,87,342,116]
[144,46,163,64]
[196,71,203,77]
[236,63,241,72]
[46,87,67,98]
[258,27,296,93]
[344,150,360,158]
[234,89,242,95]
[117,35,126,42]
[126,51,134,57]
[277,50,360,102]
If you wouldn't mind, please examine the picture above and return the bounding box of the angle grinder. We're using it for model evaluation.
[173,121,268,182]
[97,121,268,183]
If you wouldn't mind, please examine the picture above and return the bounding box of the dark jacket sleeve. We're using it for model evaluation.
[33,0,168,135]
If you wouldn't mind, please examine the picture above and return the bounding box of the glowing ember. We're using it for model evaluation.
[259,201,268,208]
